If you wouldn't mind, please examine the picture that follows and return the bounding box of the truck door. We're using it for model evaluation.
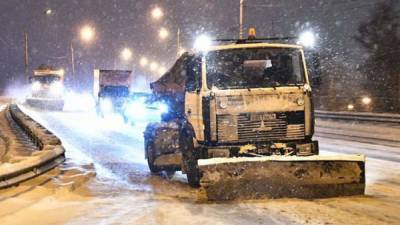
[184,56,204,141]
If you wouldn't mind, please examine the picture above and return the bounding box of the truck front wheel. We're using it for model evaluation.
[145,138,161,173]
[180,128,201,188]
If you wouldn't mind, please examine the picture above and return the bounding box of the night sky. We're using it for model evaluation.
[0,0,380,92]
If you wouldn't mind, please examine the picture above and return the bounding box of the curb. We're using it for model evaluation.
[0,104,65,188]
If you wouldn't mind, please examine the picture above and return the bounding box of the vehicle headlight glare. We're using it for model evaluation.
[157,103,168,114]
[124,101,147,118]
[100,98,113,113]
[31,81,41,92]
[50,81,63,95]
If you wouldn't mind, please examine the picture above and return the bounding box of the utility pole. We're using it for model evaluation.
[239,0,245,39]
[24,31,29,81]
[70,43,75,78]
[177,28,181,57]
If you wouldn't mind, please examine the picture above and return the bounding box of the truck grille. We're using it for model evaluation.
[217,112,305,142]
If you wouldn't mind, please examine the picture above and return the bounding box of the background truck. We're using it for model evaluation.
[94,69,132,121]
[26,65,65,111]
[144,36,366,200]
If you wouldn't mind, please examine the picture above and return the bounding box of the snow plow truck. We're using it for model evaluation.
[144,34,365,201]
[94,69,132,122]
[26,65,65,111]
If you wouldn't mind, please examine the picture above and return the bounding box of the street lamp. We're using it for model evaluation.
[24,8,55,81]
[140,57,149,67]
[80,25,95,43]
[158,66,167,75]
[194,34,212,52]
[347,104,355,111]
[151,6,164,20]
[120,48,133,61]
[159,27,169,40]
[298,31,316,48]
[362,96,372,105]
[44,9,53,15]
[150,62,159,72]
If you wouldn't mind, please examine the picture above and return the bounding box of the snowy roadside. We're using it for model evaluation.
[315,118,400,150]
[0,104,66,188]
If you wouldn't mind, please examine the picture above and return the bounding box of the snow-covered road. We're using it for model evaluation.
[0,107,399,225]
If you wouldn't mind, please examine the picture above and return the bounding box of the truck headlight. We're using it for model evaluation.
[31,81,41,92]
[124,101,147,118]
[296,98,305,106]
[100,98,113,113]
[219,101,228,109]
[50,81,63,95]
[156,102,168,114]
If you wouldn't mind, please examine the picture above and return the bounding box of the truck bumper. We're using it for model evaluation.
[204,140,319,158]
[26,98,64,111]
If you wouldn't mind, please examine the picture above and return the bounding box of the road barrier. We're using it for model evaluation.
[315,110,400,123]
[0,104,65,188]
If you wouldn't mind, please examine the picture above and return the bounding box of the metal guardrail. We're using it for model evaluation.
[0,104,65,188]
[315,110,400,123]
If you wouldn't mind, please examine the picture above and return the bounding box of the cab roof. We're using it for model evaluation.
[33,69,64,77]
[199,42,304,53]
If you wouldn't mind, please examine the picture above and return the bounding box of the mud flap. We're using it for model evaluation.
[198,155,365,201]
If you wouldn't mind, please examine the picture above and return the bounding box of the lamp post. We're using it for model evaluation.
[70,25,96,79]
[24,8,53,82]
[239,0,245,39]
[24,31,29,81]
[120,48,133,61]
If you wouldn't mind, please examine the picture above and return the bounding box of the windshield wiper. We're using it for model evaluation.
[285,83,304,88]
[269,81,281,90]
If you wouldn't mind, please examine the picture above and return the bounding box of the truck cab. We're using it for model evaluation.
[26,65,65,110]
[145,40,319,186]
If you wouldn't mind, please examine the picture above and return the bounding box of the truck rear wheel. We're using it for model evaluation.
[180,128,201,188]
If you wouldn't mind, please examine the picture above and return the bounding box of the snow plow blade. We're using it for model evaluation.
[26,98,64,111]
[198,155,365,201]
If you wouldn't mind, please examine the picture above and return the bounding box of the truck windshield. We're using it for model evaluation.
[206,47,305,89]
[31,75,60,84]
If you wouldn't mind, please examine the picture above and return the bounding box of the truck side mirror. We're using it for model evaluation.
[306,52,322,87]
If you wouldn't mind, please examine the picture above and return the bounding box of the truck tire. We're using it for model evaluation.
[180,127,201,188]
[145,137,161,173]
[96,103,104,118]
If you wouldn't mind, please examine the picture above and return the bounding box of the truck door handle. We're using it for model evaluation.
[187,109,192,115]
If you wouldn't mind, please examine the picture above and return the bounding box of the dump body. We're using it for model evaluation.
[144,41,366,200]
[93,69,132,100]
[26,65,65,110]
[94,69,132,119]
